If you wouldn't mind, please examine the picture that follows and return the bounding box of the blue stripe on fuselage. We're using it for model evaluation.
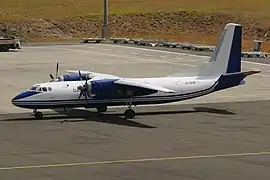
[12,91,41,101]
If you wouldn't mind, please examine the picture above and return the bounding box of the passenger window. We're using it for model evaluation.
[42,87,47,92]
[37,87,42,92]
[48,87,52,91]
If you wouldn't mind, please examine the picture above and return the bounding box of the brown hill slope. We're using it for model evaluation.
[0,11,269,51]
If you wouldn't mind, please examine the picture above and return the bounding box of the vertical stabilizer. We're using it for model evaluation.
[168,23,243,78]
[199,23,242,77]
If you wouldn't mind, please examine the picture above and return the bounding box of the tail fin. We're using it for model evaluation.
[168,23,242,78]
[198,23,242,77]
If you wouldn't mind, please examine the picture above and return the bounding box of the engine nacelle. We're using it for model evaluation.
[58,73,89,81]
[90,79,157,99]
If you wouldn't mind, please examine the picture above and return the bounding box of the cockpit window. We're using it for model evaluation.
[29,85,51,92]
[29,86,37,91]
[29,85,40,91]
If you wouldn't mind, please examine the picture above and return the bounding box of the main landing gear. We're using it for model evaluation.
[33,109,43,120]
[124,97,136,119]
[31,100,136,120]
[95,103,135,119]
[96,105,107,113]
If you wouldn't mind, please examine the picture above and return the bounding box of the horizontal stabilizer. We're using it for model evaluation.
[222,70,261,77]
[114,79,176,93]
[242,70,261,77]
[214,70,260,91]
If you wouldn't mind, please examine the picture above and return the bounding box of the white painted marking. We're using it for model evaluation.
[144,54,152,57]
[187,59,198,62]
[1,151,269,170]
[35,46,196,67]
[254,74,269,77]
[117,50,125,53]
[101,48,111,51]
[173,57,183,61]
[100,44,270,67]
[243,60,270,67]
[177,63,196,67]
[174,57,198,62]
[99,44,210,58]
[131,52,138,55]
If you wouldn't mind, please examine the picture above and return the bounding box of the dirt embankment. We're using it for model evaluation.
[0,11,269,50]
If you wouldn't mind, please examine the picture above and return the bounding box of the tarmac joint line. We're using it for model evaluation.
[0,151,270,171]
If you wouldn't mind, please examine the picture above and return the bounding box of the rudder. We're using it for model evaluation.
[224,23,242,73]
[200,23,242,77]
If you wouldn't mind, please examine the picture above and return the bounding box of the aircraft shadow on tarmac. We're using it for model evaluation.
[0,106,235,128]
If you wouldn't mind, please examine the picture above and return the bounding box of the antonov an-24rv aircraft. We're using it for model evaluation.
[12,23,260,119]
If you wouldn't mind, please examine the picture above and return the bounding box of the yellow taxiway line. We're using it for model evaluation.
[0,151,270,171]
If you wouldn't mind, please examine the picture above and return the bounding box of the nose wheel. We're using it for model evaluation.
[124,97,136,119]
[124,109,135,119]
[33,110,43,120]
[96,105,107,113]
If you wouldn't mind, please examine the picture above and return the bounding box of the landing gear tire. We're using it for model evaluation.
[96,105,107,113]
[124,109,135,119]
[34,111,43,120]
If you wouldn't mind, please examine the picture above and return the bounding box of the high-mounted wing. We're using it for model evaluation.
[114,78,175,93]
[65,70,91,74]
[65,70,119,79]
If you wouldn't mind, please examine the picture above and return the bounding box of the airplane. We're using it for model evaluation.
[11,23,260,120]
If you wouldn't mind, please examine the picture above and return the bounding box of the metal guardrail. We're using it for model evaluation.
[241,51,268,58]
[110,38,130,44]
[82,37,269,58]
[81,37,104,43]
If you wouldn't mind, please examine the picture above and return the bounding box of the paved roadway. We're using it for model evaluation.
[0,43,269,179]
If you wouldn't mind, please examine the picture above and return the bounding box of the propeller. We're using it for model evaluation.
[77,70,91,102]
[49,62,59,81]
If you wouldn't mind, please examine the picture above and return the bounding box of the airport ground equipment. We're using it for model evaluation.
[81,37,104,43]
[0,37,20,52]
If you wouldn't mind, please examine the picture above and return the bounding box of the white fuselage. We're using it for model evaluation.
[11,76,219,109]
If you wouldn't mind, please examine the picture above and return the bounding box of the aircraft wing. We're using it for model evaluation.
[65,70,119,79]
[114,79,175,93]
[65,70,91,74]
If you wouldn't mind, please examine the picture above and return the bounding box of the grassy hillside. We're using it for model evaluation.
[0,0,269,50]
[1,0,270,19]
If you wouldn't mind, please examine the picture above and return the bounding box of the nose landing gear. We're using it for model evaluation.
[124,97,136,119]
[124,109,135,119]
[33,109,43,120]
[96,105,107,113]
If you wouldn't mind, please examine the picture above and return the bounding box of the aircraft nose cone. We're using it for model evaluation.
[11,91,32,105]
[11,94,21,106]
[12,91,40,101]
[11,90,41,108]
[12,93,24,101]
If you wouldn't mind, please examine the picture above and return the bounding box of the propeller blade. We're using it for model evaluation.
[50,74,54,79]
[84,91,88,103]
[78,90,83,99]
[56,62,59,78]
[78,70,83,85]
